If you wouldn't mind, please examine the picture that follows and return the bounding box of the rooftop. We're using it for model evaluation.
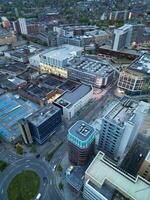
[0,28,11,37]
[129,53,150,75]
[69,55,113,77]
[40,44,83,61]
[68,120,95,141]
[85,151,150,200]
[27,104,60,127]
[0,93,38,141]
[105,96,150,127]
[55,84,92,108]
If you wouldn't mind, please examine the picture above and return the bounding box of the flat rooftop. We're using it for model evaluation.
[0,93,38,141]
[129,53,150,75]
[40,44,83,61]
[55,84,92,108]
[85,151,150,200]
[105,96,139,126]
[69,56,113,77]
[27,104,60,127]
[68,120,95,141]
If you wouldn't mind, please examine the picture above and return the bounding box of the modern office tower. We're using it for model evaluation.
[67,120,95,165]
[19,104,62,144]
[112,24,133,51]
[138,151,150,182]
[18,18,28,35]
[18,119,33,144]
[98,96,150,161]
[83,151,150,200]
[117,53,150,96]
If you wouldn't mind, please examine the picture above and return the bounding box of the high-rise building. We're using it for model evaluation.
[98,96,150,161]
[83,151,150,200]
[67,120,95,165]
[112,24,133,51]
[18,18,28,35]
[19,104,62,144]
[138,150,150,182]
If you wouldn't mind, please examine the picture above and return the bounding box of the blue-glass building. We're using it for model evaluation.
[20,104,62,144]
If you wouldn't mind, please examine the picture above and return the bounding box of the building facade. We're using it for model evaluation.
[112,24,133,51]
[55,84,93,120]
[138,151,150,182]
[117,53,150,95]
[68,120,95,165]
[98,96,150,161]
[19,104,62,144]
[68,56,114,88]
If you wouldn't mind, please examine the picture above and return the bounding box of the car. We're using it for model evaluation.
[53,164,57,172]
[35,193,41,200]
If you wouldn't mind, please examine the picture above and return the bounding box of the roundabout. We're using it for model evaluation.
[0,158,61,200]
[7,170,40,200]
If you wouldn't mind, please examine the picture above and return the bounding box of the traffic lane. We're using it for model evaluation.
[0,159,60,200]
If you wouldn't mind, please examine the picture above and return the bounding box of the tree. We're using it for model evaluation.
[56,164,63,172]
[58,181,64,190]
[0,160,8,171]
[30,144,36,153]
[16,144,24,155]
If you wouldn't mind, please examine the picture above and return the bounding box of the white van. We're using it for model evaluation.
[35,193,41,200]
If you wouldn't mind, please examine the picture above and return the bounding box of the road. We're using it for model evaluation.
[0,144,61,200]
[0,84,118,200]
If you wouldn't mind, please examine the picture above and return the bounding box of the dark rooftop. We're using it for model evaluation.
[68,120,95,141]
[27,104,61,126]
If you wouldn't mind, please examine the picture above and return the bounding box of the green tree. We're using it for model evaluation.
[56,164,63,172]
[0,160,8,171]
[30,144,36,153]
[58,181,64,190]
[16,144,24,155]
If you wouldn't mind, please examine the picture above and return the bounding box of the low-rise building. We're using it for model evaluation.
[68,55,114,88]
[55,84,93,120]
[118,53,150,95]
[40,45,83,78]
[84,151,150,200]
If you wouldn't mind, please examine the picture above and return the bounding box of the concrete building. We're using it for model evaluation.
[83,151,150,200]
[19,104,62,144]
[117,53,150,95]
[112,24,133,51]
[138,150,150,182]
[68,120,95,165]
[40,45,83,78]
[68,55,114,88]
[98,96,150,161]
[18,119,33,144]
[55,84,93,120]
[18,18,28,35]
